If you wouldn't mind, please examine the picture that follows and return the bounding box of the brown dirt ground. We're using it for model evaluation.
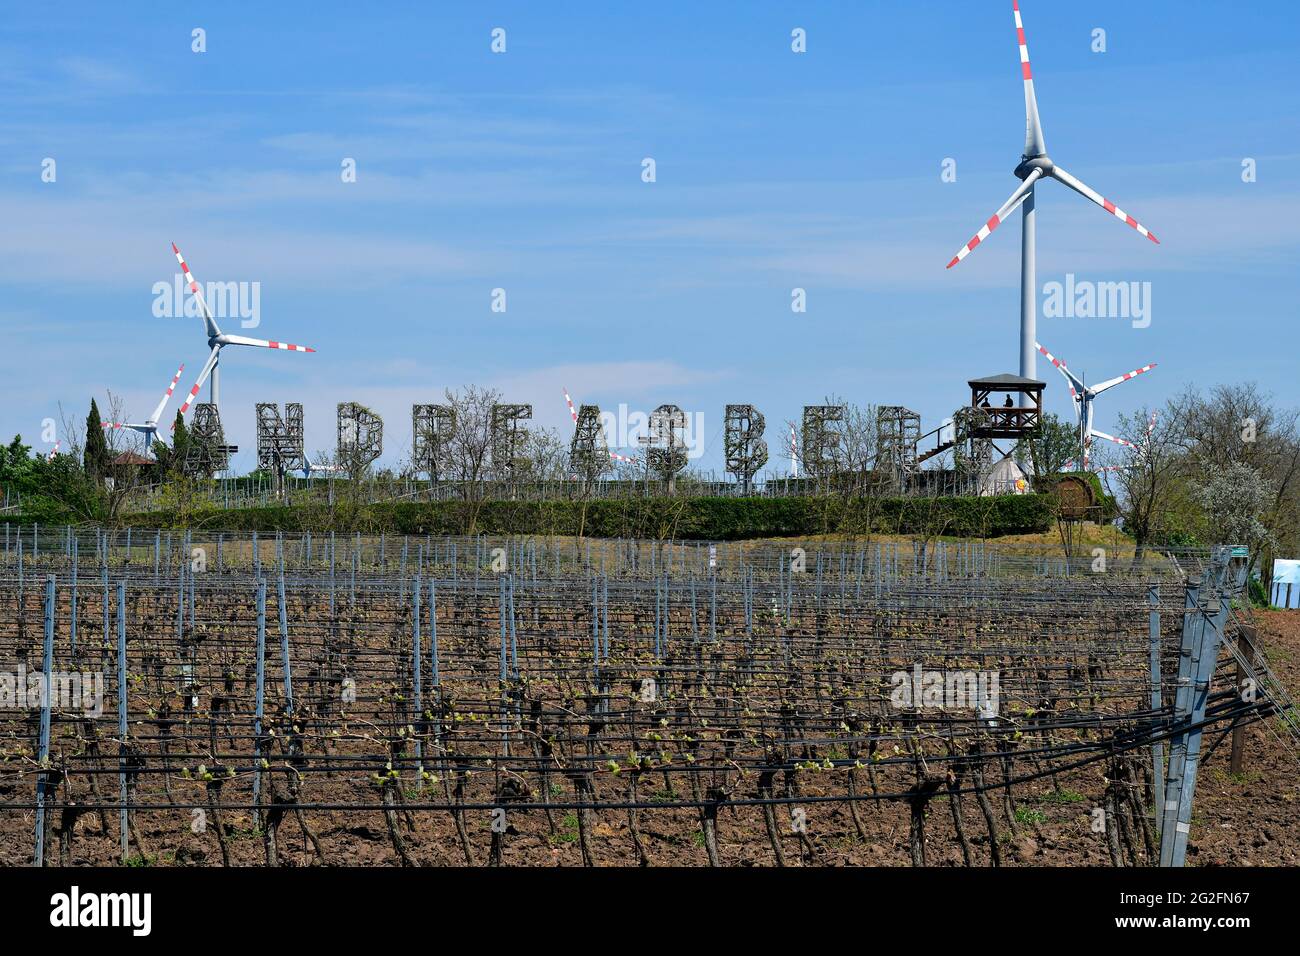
[5,609,1296,867]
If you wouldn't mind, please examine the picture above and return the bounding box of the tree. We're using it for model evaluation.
[835,399,892,536]
[0,434,102,522]
[834,400,875,475]
[1103,402,1188,566]
[0,435,37,493]
[152,411,190,477]
[84,398,111,483]
[1192,461,1277,557]
[441,385,502,533]
[1177,383,1300,585]
[518,427,570,483]
[805,394,886,516]
[1023,413,1077,481]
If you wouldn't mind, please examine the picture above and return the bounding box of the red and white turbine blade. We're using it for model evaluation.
[1050,166,1160,245]
[1143,410,1159,451]
[1062,458,1122,473]
[175,348,220,421]
[171,242,222,339]
[946,168,1042,268]
[1089,429,1137,449]
[146,363,186,426]
[1090,362,1156,395]
[563,388,578,426]
[219,333,316,353]
[1034,341,1084,404]
[1012,1,1047,157]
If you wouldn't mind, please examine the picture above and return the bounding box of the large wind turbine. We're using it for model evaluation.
[171,243,316,418]
[102,363,186,446]
[946,1,1160,383]
[1036,341,1156,469]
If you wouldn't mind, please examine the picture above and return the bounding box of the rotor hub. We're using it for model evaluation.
[1015,155,1053,180]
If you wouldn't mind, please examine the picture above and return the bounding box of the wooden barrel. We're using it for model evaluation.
[1054,474,1096,520]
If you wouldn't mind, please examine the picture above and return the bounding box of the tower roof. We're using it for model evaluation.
[968,372,1046,390]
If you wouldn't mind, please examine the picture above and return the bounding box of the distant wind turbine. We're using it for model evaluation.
[1037,341,1156,470]
[102,363,185,447]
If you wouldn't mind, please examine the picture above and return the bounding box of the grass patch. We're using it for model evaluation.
[1014,807,1047,825]
[1039,788,1086,804]
[548,813,580,845]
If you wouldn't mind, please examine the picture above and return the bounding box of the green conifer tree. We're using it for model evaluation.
[84,398,111,482]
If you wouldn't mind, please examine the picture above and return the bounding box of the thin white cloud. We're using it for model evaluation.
[0,195,483,286]
[57,57,138,93]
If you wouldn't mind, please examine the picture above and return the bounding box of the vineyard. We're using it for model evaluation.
[0,527,1293,867]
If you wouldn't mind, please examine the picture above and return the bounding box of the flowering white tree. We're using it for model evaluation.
[1193,461,1276,558]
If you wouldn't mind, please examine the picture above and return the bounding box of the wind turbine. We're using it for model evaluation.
[1037,341,1156,470]
[171,243,316,418]
[102,363,185,447]
[562,387,637,464]
[946,1,1160,383]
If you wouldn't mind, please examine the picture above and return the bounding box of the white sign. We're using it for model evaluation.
[1272,559,1300,608]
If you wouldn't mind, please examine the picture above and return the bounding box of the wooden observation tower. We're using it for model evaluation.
[966,373,1045,437]
[917,372,1046,464]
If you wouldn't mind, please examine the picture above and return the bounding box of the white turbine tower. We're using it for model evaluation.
[102,363,185,447]
[172,242,316,418]
[1037,341,1156,470]
[946,1,1160,384]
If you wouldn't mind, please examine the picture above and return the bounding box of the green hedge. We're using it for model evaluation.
[118,493,1053,540]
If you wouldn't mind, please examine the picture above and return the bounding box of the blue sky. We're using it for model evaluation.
[3,1,1297,474]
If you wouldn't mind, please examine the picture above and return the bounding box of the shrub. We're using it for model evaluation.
[115,493,1054,540]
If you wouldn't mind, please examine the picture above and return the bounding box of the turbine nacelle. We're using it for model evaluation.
[1015,155,1053,180]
